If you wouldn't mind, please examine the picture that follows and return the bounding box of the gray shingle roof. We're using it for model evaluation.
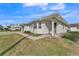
[23,13,69,26]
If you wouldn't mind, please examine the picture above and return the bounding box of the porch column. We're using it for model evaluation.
[21,27,22,32]
[21,26,24,32]
[51,21,54,36]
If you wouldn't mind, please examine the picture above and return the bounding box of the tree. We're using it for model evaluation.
[0,25,4,30]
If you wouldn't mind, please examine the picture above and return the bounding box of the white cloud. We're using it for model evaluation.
[22,3,66,11]
[62,10,71,13]
[9,11,53,19]
[42,7,47,10]
[50,3,65,10]
[62,11,79,23]
[22,3,48,10]
[49,3,71,14]
[29,12,53,18]
[22,3,48,7]
[63,11,79,18]
[0,20,15,26]
[3,20,15,23]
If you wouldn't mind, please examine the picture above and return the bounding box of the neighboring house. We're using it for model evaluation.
[69,23,79,31]
[22,13,69,36]
[8,24,21,31]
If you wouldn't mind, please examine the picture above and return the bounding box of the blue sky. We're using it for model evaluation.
[0,3,79,26]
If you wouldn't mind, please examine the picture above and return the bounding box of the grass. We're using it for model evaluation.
[4,37,79,56]
[0,34,23,54]
[0,30,8,32]
[62,31,79,42]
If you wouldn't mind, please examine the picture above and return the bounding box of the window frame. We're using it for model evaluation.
[33,23,37,29]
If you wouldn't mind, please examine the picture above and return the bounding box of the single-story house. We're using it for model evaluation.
[22,13,69,36]
[69,23,79,31]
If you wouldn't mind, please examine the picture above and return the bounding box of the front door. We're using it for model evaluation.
[54,22,57,35]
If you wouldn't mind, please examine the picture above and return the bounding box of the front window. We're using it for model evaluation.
[33,23,37,29]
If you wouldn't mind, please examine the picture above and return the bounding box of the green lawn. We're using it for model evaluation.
[0,34,23,54]
[62,31,79,42]
[4,37,79,56]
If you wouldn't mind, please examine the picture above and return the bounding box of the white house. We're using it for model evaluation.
[70,23,79,31]
[22,13,69,36]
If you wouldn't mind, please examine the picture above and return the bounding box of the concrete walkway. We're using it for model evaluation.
[16,32,49,40]
[0,32,49,40]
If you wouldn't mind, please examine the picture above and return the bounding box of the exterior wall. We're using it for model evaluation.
[56,23,63,34]
[70,27,79,31]
[23,21,68,36]
[56,22,68,34]
[23,22,50,34]
[42,23,49,34]
[23,26,31,31]
[30,25,34,32]
[33,23,49,34]
[9,27,15,30]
